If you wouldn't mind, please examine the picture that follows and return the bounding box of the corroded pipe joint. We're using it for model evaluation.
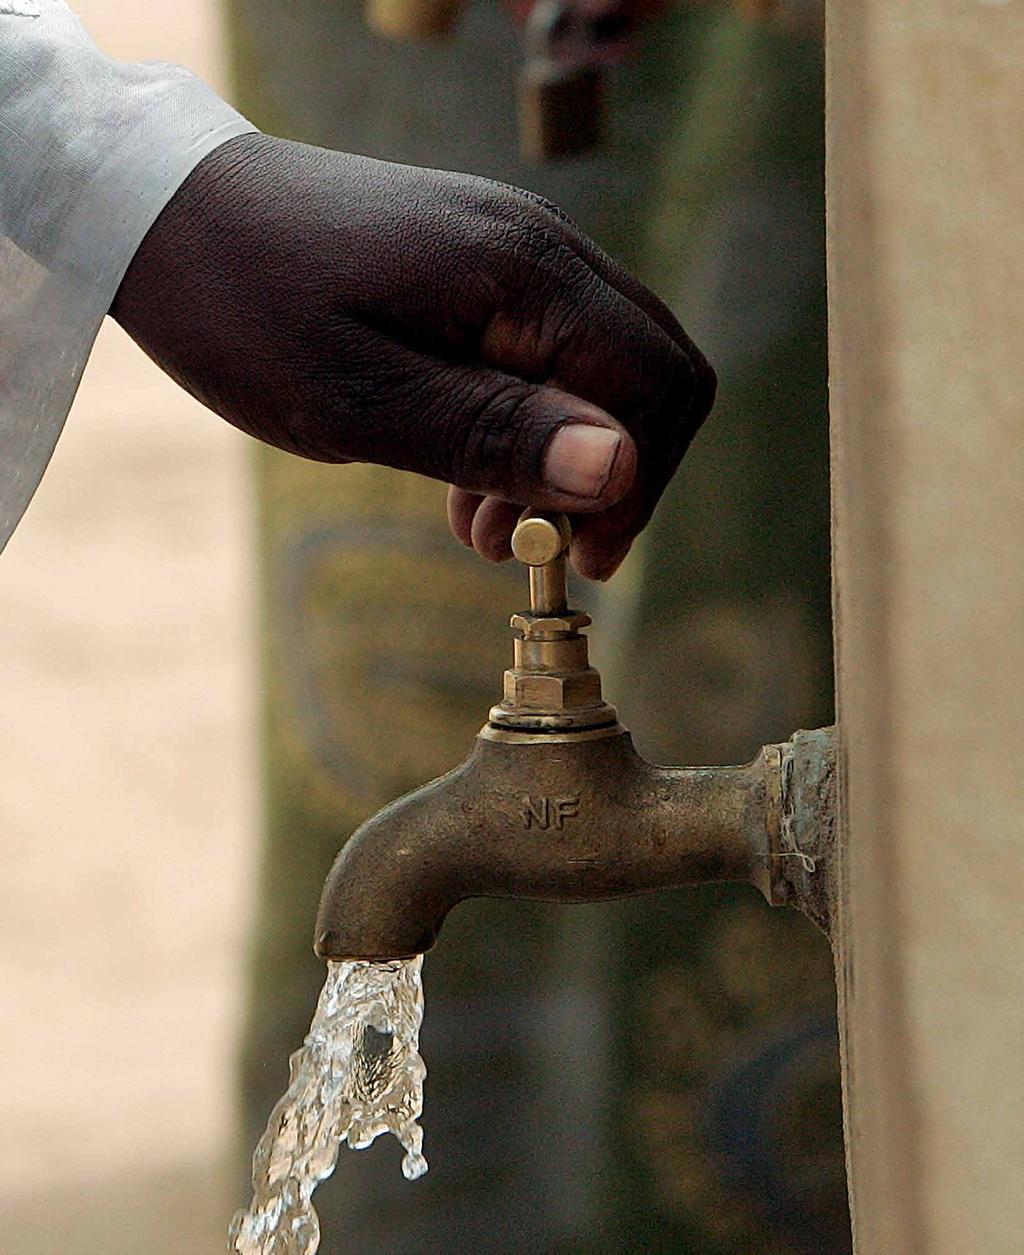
[762,725,838,936]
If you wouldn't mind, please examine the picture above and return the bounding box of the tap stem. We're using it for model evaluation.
[529,561,568,614]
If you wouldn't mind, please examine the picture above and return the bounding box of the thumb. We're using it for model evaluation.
[401,355,637,511]
[534,409,637,508]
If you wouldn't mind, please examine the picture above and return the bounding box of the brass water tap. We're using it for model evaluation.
[314,513,838,962]
[490,511,617,735]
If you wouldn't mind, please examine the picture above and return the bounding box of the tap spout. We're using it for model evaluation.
[314,727,776,962]
[314,509,838,960]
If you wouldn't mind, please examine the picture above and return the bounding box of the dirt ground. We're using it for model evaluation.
[0,4,259,1251]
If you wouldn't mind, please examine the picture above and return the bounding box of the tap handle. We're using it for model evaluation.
[511,510,571,614]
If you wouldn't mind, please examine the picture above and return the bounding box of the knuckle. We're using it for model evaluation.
[449,380,540,489]
[515,188,579,234]
[478,233,597,376]
[503,216,574,290]
[460,174,575,237]
[448,190,580,325]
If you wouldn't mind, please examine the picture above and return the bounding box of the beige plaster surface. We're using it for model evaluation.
[827,2,1024,1251]
[0,3,258,1251]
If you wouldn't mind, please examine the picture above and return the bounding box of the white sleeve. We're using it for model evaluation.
[0,0,257,552]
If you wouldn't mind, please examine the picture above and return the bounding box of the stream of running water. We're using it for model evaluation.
[228,957,427,1255]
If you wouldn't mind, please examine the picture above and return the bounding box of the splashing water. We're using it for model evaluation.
[228,957,427,1255]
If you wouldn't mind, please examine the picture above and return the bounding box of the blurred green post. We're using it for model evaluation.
[225,2,848,1249]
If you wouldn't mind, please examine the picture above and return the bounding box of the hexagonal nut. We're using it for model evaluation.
[510,611,592,638]
[503,668,603,711]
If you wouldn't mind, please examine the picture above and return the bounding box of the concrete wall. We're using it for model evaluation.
[827,3,1024,1251]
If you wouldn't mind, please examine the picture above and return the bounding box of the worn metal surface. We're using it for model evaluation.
[315,727,772,959]
[316,515,838,961]
[315,720,840,961]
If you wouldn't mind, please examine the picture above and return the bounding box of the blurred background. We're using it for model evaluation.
[0,0,848,1251]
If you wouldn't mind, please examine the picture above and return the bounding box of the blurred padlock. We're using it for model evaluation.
[366,0,465,41]
[519,0,606,163]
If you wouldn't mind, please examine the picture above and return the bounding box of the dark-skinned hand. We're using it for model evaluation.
[111,132,715,580]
